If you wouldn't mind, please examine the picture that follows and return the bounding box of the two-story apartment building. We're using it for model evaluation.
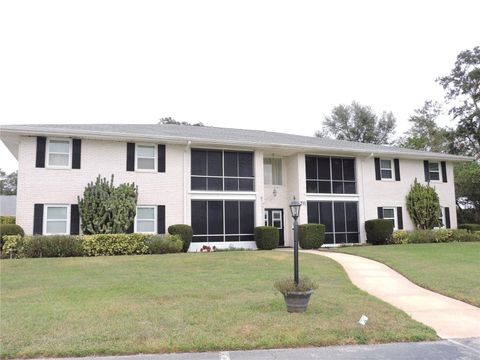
[0,124,471,250]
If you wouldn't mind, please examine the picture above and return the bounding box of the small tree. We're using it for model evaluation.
[406,179,441,229]
[78,175,138,234]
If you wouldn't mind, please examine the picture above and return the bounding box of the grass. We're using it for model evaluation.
[0,252,436,358]
[335,242,480,307]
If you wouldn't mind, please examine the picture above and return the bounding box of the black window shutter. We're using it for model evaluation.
[126,143,135,171]
[70,204,80,235]
[441,161,447,183]
[157,205,166,234]
[445,207,451,229]
[158,145,166,173]
[33,204,44,235]
[424,160,430,182]
[374,157,381,180]
[394,159,401,181]
[126,222,134,234]
[377,207,383,219]
[36,137,46,168]
[397,207,403,229]
[72,139,82,169]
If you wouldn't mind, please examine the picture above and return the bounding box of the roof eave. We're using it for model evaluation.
[0,126,474,162]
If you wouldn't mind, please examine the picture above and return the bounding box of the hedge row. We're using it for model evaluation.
[2,233,182,258]
[458,223,480,232]
[254,224,326,250]
[390,229,480,244]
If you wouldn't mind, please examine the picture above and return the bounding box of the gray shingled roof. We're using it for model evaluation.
[0,123,473,161]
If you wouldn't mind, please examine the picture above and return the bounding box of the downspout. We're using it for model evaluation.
[184,141,191,223]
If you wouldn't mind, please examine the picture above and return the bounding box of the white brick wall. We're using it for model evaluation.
[16,135,458,242]
[362,157,457,229]
[17,136,186,235]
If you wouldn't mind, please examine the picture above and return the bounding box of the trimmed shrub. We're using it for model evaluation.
[145,234,183,254]
[458,224,480,232]
[0,216,15,224]
[406,179,441,229]
[22,235,84,258]
[83,233,149,256]
[168,224,193,252]
[408,230,436,243]
[453,230,480,242]
[0,224,24,248]
[2,235,23,258]
[390,230,409,244]
[365,219,394,245]
[255,226,279,250]
[298,224,325,249]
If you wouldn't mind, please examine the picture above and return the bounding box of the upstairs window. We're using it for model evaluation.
[264,158,282,185]
[191,149,254,191]
[429,162,440,181]
[380,159,393,180]
[136,144,157,171]
[305,156,356,194]
[47,139,71,168]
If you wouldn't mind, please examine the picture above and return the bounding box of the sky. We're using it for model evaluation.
[0,0,479,173]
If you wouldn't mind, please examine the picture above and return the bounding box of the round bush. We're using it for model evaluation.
[298,224,325,249]
[168,224,193,252]
[255,226,279,250]
[0,224,24,247]
[365,219,394,245]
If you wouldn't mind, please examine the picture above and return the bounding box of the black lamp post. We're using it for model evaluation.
[289,197,302,286]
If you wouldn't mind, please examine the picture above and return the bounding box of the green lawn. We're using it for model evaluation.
[0,252,436,358]
[335,242,480,307]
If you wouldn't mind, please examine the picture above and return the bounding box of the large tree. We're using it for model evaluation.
[398,101,456,153]
[158,117,204,126]
[316,102,396,144]
[437,46,480,159]
[0,169,17,195]
[455,162,480,223]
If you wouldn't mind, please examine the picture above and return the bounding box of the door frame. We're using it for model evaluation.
[264,208,285,247]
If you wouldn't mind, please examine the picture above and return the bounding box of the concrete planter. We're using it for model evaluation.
[282,289,314,313]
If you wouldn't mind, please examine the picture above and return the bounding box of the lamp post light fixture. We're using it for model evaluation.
[289,197,302,286]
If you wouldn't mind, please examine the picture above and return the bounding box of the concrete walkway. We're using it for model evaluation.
[303,250,480,339]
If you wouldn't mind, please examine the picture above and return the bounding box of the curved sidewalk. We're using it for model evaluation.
[303,250,480,339]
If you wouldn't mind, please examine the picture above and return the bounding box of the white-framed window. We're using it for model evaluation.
[380,159,393,180]
[47,138,72,168]
[44,204,70,235]
[382,207,397,229]
[135,144,157,171]
[135,206,157,233]
[437,207,445,228]
[264,158,283,185]
[264,210,268,226]
[429,162,441,181]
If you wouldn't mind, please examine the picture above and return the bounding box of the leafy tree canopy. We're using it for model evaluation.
[0,169,17,195]
[158,117,204,127]
[455,162,480,223]
[398,101,456,153]
[437,46,480,158]
[316,102,396,144]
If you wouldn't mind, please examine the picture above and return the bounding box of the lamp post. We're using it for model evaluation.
[289,197,302,286]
